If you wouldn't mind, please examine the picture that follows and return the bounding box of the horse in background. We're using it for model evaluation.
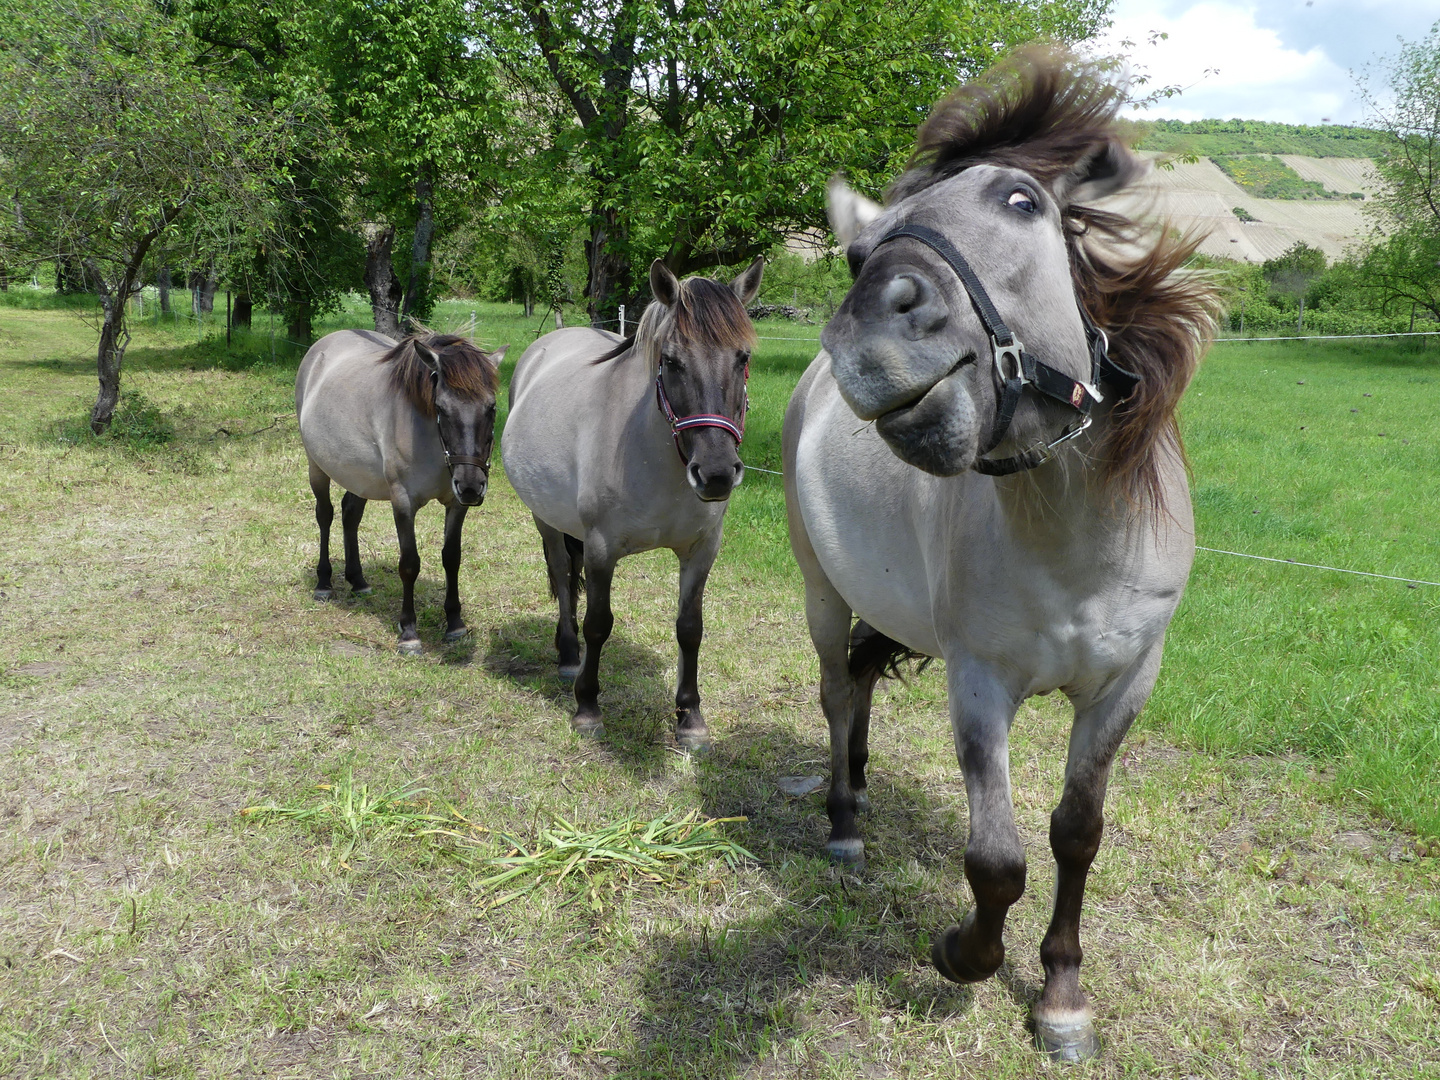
[503,258,763,749]
[296,330,506,653]
[784,48,1217,1060]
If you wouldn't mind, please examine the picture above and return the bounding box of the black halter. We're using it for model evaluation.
[870,223,1139,476]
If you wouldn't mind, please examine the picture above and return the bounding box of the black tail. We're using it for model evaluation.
[848,619,931,681]
[564,534,584,597]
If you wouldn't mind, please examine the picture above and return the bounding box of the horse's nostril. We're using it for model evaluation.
[884,274,921,314]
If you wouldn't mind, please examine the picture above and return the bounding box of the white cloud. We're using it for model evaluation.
[1098,1,1369,124]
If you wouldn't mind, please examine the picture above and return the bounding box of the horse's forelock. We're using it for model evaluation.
[598,275,756,366]
[382,332,499,418]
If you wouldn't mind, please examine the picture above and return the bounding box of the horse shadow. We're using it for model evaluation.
[593,719,1049,1076]
[482,615,678,774]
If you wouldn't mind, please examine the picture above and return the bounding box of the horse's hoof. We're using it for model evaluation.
[313,589,334,602]
[675,729,712,754]
[397,639,423,656]
[825,838,866,871]
[571,716,605,738]
[1035,1014,1101,1063]
[931,920,1002,984]
[557,663,581,682]
[854,789,871,814]
[352,586,373,597]
[443,627,469,642]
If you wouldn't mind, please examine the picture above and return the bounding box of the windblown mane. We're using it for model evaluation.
[888,46,1220,507]
[381,332,499,418]
[595,275,757,364]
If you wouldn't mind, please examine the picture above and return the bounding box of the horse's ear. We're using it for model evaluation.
[415,341,443,380]
[827,174,882,248]
[1062,138,1148,206]
[649,259,680,307]
[730,257,764,307]
[488,344,509,364]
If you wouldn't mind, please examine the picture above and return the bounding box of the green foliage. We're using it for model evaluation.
[1354,21,1440,323]
[1213,156,1341,200]
[1137,117,1392,158]
[1231,206,1258,223]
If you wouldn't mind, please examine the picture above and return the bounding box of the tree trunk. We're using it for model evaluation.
[287,301,314,344]
[87,258,141,433]
[364,224,404,338]
[158,267,171,314]
[198,270,218,314]
[0,263,9,291]
[56,254,88,294]
[400,170,435,328]
[233,290,253,329]
[584,206,636,329]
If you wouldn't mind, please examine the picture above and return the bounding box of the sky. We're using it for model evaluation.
[1096,0,1438,125]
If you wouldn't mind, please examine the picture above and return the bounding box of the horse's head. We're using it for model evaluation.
[820,51,1148,478]
[414,337,506,506]
[645,257,764,501]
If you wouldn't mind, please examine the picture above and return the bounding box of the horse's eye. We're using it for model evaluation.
[1007,189,1037,214]
[736,351,750,366]
[663,354,683,372]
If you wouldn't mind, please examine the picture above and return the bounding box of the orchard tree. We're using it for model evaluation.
[478,0,1112,326]
[1357,20,1440,322]
[0,0,290,432]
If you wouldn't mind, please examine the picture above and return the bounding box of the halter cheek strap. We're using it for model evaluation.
[655,362,749,465]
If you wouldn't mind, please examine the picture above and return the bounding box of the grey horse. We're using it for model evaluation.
[783,50,1217,1061]
[502,258,764,747]
[296,329,506,653]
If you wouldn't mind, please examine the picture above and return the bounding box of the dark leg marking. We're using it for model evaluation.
[341,491,370,594]
[441,501,469,640]
[309,465,334,601]
[392,506,422,653]
[571,551,613,735]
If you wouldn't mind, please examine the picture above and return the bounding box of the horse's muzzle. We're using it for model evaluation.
[687,459,743,502]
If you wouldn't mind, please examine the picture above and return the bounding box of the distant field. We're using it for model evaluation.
[1137,119,1390,159]
[2,299,1437,1078]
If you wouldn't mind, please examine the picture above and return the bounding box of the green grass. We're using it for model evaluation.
[1,298,1437,1077]
[1137,118,1391,159]
[1211,155,1352,200]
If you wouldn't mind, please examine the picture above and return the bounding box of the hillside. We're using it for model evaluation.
[1136,118,1389,159]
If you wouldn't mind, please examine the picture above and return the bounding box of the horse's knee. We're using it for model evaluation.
[963,842,1027,910]
[675,611,702,654]
[1049,803,1104,868]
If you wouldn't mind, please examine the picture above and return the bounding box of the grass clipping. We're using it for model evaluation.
[478,810,754,909]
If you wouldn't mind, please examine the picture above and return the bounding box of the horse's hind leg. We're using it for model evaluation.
[340,492,371,595]
[309,463,335,601]
[1034,643,1163,1063]
[440,501,469,640]
[534,516,581,679]
[932,662,1025,986]
[391,503,423,654]
[673,529,722,753]
[845,621,891,813]
[571,538,615,736]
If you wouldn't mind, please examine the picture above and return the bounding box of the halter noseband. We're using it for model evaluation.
[655,362,749,465]
[869,222,1138,476]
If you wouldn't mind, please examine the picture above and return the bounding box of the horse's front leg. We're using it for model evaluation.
[391,504,422,654]
[440,501,469,641]
[309,463,335,601]
[571,540,615,736]
[340,491,371,595]
[934,662,1025,984]
[673,529,722,752]
[1034,643,1163,1062]
[534,516,582,679]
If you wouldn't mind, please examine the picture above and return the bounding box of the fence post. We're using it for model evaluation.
[619,304,626,337]
[226,291,232,347]
[470,310,476,341]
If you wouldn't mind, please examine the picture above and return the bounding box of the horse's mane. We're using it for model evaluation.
[381,331,499,419]
[887,46,1220,507]
[594,276,757,364]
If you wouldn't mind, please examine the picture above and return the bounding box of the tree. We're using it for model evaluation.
[478,0,1111,326]
[0,0,289,432]
[1355,20,1440,322]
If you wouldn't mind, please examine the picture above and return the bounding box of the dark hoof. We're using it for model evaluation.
[443,627,469,642]
[397,638,423,656]
[931,920,1002,984]
[313,588,334,602]
[571,715,605,738]
[1035,1015,1100,1063]
[557,663,581,683]
[854,789,871,814]
[825,838,866,871]
[351,585,373,597]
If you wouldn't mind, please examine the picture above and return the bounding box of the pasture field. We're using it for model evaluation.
[1,297,1438,1078]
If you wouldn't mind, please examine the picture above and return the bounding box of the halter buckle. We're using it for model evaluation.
[993,338,1025,383]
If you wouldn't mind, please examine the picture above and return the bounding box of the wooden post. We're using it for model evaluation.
[619,304,626,337]
[226,291,232,347]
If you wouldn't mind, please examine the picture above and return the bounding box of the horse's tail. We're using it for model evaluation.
[547,533,585,601]
[848,620,931,682]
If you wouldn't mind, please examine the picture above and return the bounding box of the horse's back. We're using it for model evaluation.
[297,329,425,504]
